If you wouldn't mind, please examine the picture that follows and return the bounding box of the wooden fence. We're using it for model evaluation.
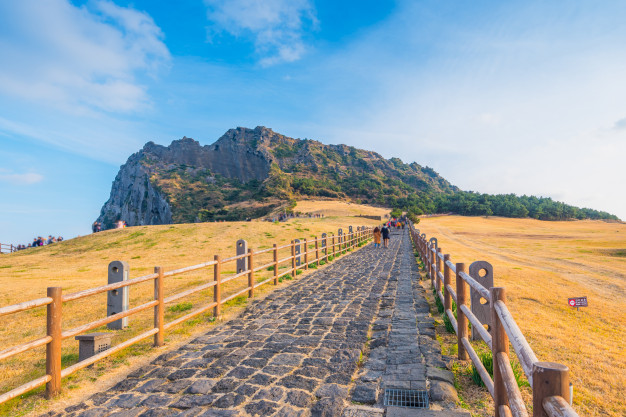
[0,243,16,254]
[0,226,373,405]
[409,222,579,417]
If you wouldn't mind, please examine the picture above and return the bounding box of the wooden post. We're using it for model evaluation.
[436,247,443,294]
[304,238,308,270]
[491,287,509,416]
[45,287,62,399]
[443,254,451,312]
[532,362,570,417]
[154,266,164,347]
[315,237,319,264]
[248,249,254,297]
[291,240,296,276]
[456,263,469,360]
[273,244,278,285]
[213,255,221,317]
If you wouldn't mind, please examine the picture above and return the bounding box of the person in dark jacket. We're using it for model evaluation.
[381,224,390,248]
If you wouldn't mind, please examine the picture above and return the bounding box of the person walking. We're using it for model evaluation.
[381,224,390,248]
[373,227,381,248]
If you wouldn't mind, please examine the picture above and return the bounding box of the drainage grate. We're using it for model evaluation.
[383,389,429,408]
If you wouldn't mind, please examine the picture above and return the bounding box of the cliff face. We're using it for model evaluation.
[97,126,458,227]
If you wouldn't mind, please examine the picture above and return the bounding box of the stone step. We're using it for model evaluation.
[386,407,472,417]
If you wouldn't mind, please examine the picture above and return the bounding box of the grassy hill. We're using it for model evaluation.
[0,202,383,416]
[1,202,623,416]
[417,215,626,417]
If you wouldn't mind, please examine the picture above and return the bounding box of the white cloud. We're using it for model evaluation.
[0,0,170,114]
[0,171,44,185]
[204,0,317,66]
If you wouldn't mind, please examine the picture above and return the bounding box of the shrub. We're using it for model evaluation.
[296,269,303,275]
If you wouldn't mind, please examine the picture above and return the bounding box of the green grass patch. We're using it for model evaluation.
[168,301,193,313]
[296,269,303,275]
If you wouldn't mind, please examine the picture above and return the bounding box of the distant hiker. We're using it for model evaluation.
[373,227,381,248]
[92,221,98,233]
[381,224,390,248]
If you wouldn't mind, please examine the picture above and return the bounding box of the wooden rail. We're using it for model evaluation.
[0,243,16,254]
[409,222,579,417]
[0,226,373,405]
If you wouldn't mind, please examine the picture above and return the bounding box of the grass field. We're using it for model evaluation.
[0,203,382,416]
[416,215,626,417]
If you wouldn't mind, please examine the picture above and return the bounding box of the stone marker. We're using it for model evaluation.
[236,239,248,273]
[107,261,129,329]
[321,233,327,256]
[294,238,301,266]
[469,261,493,341]
[76,333,112,362]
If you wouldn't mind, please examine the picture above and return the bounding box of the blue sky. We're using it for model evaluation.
[1,0,625,245]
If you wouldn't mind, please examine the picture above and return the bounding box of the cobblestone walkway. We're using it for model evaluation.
[48,231,462,417]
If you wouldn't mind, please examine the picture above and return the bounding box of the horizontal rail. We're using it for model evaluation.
[543,396,579,417]
[437,270,444,282]
[163,260,217,277]
[253,261,274,273]
[497,352,529,417]
[61,328,158,378]
[0,336,52,361]
[221,252,248,263]
[437,251,445,261]
[253,247,275,255]
[254,276,274,289]
[445,309,458,333]
[277,269,293,279]
[461,336,494,396]
[221,286,252,304]
[445,259,456,273]
[0,297,53,317]
[494,300,538,383]
[63,273,158,302]
[277,255,294,264]
[276,243,293,250]
[500,405,513,417]
[445,284,457,303]
[62,300,158,340]
[459,271,491,301]
[220,269,250,285]
[437,290,445,307]
[164,301,218,330]
[459,304,492,349]
[0,374,51,405]
[164,281,217,304]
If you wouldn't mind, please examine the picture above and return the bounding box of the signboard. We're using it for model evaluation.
[568,297,587,309]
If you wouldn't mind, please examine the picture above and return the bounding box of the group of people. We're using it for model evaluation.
[14,235,64,250]
[269,212,325,222]
[372,217,408,248]
[92,221,103,233]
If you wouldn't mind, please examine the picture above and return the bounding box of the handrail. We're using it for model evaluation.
[543,396,579,417]
[458,271,491,301]
[0,297,53,317]
[63,273,159,302]
[163,260,217,277]
[0,223,373,408]
[494,300,539,382]
[497,352,529,417]
[408,222,578,417]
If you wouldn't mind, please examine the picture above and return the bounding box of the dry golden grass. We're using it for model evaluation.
[293,199,390,218]
[0,205,382,416]
[416,215,626,417]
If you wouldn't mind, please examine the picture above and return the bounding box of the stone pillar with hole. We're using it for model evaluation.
[294,238,301,267]
[107,261,129,330]
[469,261,494,340]
[321,233,327,260]
[236,239,248,273]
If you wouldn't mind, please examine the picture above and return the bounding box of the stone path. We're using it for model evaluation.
[46,230,466,417]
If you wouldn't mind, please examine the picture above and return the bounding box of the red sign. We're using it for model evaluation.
[568,297,587,307]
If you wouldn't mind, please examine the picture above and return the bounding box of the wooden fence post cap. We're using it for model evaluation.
[533,362,569,373]
[444,254,450,260]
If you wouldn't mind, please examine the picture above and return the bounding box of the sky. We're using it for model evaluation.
[1,0,625,245]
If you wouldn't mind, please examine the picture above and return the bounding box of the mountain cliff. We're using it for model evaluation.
[96,126,456,227]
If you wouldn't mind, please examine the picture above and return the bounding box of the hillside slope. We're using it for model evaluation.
[97,126,456,227]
